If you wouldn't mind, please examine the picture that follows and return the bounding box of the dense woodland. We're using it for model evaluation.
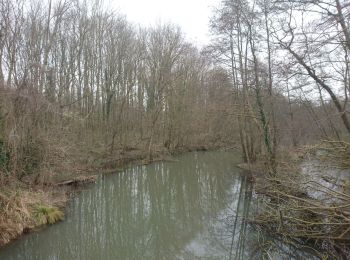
[0,0,240,181]
[1,0,350,257]
[0,0,348,177]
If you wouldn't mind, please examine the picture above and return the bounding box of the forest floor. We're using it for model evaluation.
[0,143,217,247]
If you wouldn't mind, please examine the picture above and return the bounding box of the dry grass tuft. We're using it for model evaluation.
[34,205,64,225]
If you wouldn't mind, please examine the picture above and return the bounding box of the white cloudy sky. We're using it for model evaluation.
[110,0,218,46]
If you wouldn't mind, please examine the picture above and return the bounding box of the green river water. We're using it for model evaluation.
[0,151,315,260]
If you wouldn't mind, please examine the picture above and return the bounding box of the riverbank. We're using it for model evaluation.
[0,143,227,247]
[247,142,350,259]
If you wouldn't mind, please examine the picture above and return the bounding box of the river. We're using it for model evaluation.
[0,151,314,259]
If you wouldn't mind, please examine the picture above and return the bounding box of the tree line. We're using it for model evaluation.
[0,0,238,178]
[0,0,349,179]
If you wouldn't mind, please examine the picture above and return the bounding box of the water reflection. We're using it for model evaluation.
[0,151,255,260]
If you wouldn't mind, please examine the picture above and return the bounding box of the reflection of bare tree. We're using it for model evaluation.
[206,172,319,260]
[229,175,253,260]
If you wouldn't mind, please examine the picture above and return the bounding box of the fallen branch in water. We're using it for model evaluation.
[56,175,97,186]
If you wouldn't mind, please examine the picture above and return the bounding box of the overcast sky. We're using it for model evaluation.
[111,0,218,47]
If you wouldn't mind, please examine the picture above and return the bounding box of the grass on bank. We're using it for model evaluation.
[34,205,64,225]
[0,186,66,246]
